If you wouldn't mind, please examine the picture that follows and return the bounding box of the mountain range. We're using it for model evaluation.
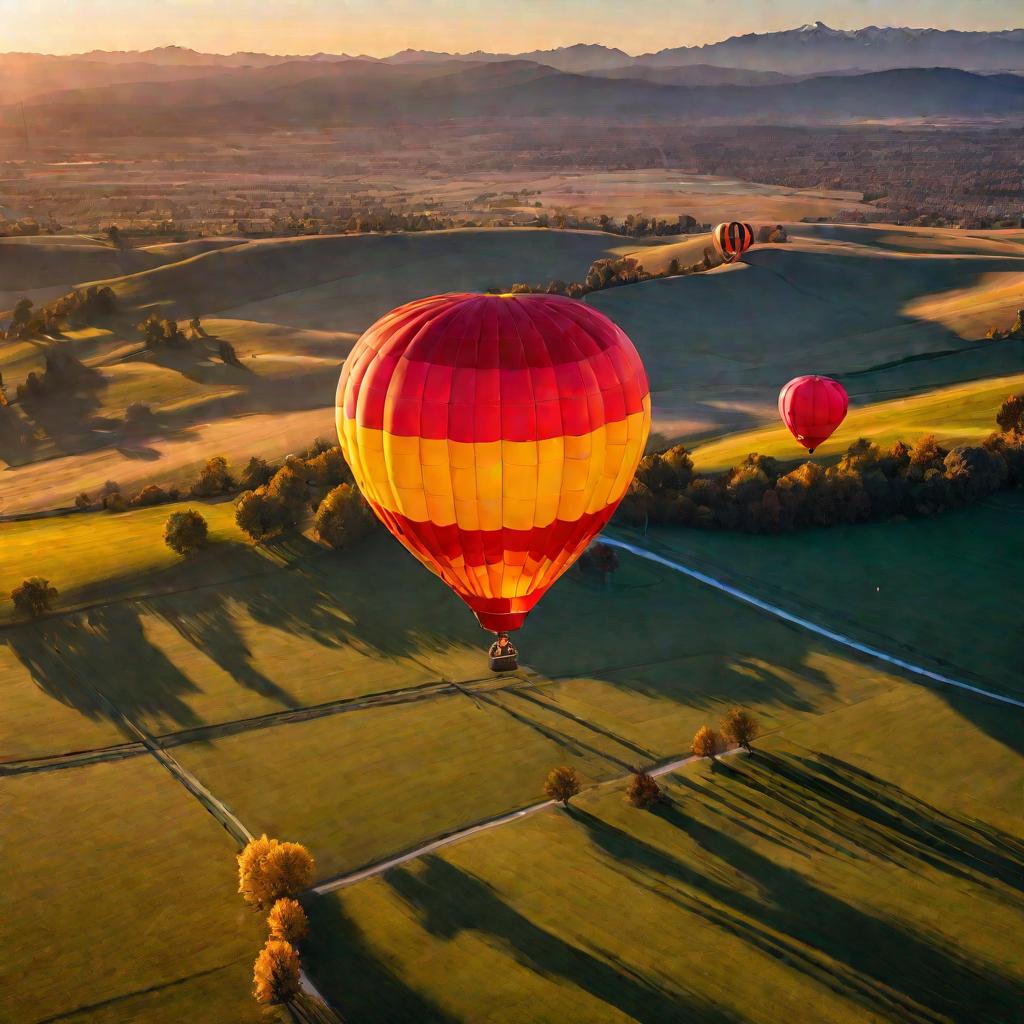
[7,22,1020,77]
[5,61,1023,134]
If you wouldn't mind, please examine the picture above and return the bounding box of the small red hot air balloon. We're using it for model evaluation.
[337,292,651,636]
[712,222,754,264]
[778,375,848,454]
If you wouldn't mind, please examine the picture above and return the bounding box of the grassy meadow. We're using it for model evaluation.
[307,682,1024,1024]
[628,489,1024,696]
[1,757,271,1024]
[2,219,1022,1023]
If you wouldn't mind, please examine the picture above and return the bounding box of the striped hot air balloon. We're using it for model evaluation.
[336,292,651,634]
[778,375,849,454]
[712,222,755,264]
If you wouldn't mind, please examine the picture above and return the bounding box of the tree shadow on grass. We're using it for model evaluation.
[305,896,456,1024]
[571,759,1023,1024]
[4,602,206,732]
[721,751,1024,901]
[145,587,299,709]
[383,855,742,1024]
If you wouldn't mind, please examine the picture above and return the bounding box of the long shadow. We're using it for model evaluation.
[4,602,206,732]
[147,588,299,708]
[571,760,1023,1023]
[384,855,742,1024]
[731,751,1024,897]
[305,896,456,1024]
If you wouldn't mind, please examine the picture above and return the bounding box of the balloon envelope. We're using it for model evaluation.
[712,222,754,264]
[778,375,849,453]
[336,293,651,632]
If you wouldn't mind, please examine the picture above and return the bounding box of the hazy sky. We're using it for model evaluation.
[1,0,1017,56]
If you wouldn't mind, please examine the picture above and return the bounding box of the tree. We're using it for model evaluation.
[578,541,619,584]
[691,725,720,763]
[105,225,122,248]
[164,509,208,555]
[252,939,301,1006]
[130,483,170,507]
[239,456,275,491]
[11,577,58,618]
[267,898,309,945]
[625,770,663,808]
[12,297,33,325]
[314,483,374,549]
[543,766,581,808]
[237,834,316,908]
[720,708,760,754]
[996,394,1024,435]
[235,488,289,542]
[266,464,310,516]
[74,492,92,511]
[191,455,235,497]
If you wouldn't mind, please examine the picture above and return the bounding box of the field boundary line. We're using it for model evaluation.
[312,747,740,895]
[600,535,1024,710]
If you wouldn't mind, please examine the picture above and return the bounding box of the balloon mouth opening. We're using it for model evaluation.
[476,610,528,633]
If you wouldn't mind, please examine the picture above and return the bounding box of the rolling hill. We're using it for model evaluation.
[6,62,1023,132]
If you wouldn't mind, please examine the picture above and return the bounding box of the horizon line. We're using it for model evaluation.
[6,21,1023,61]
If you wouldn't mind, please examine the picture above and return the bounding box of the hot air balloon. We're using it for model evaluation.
[778,375,849,454]
[336,292,651,638]
[712,222,754,264]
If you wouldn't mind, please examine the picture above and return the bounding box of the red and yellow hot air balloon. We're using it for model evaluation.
[778,375,849,454]
[336,293,651,634]
[712,222,754,264]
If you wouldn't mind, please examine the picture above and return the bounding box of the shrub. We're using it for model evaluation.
[267,898,309,945]
[720,708,760,753]
[235,488,289,542]
[237,835,315,908]
[543,766,581,808]
[625,770,663,808]
[314,483,375,549]
[130,483,169,507]
[252,940,301,1006]
[102,491,128,513]
[123,402,155,431]
[74,492,92,510]
[191,456,235,497]
[164,509,208,555]
[11,577,58,618]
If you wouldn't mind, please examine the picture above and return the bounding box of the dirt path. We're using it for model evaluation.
[601,535,1024,710]
[312,747,740,896]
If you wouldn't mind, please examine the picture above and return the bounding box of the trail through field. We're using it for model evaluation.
[312,746,743,895]
[601,535,1024,710]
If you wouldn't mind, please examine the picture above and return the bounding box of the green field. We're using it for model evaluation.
[307,681,1024,1024]
[626,489,1024,696]
[3,222,1023,1023]
[1,758,271,1024]
[0,500,247,621]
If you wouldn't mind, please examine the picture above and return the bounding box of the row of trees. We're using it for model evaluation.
[1,287,117,343]
[236,835,316,1008]
[497,252,713,301]
[618,398,1024,534]
[543,708,762,811]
